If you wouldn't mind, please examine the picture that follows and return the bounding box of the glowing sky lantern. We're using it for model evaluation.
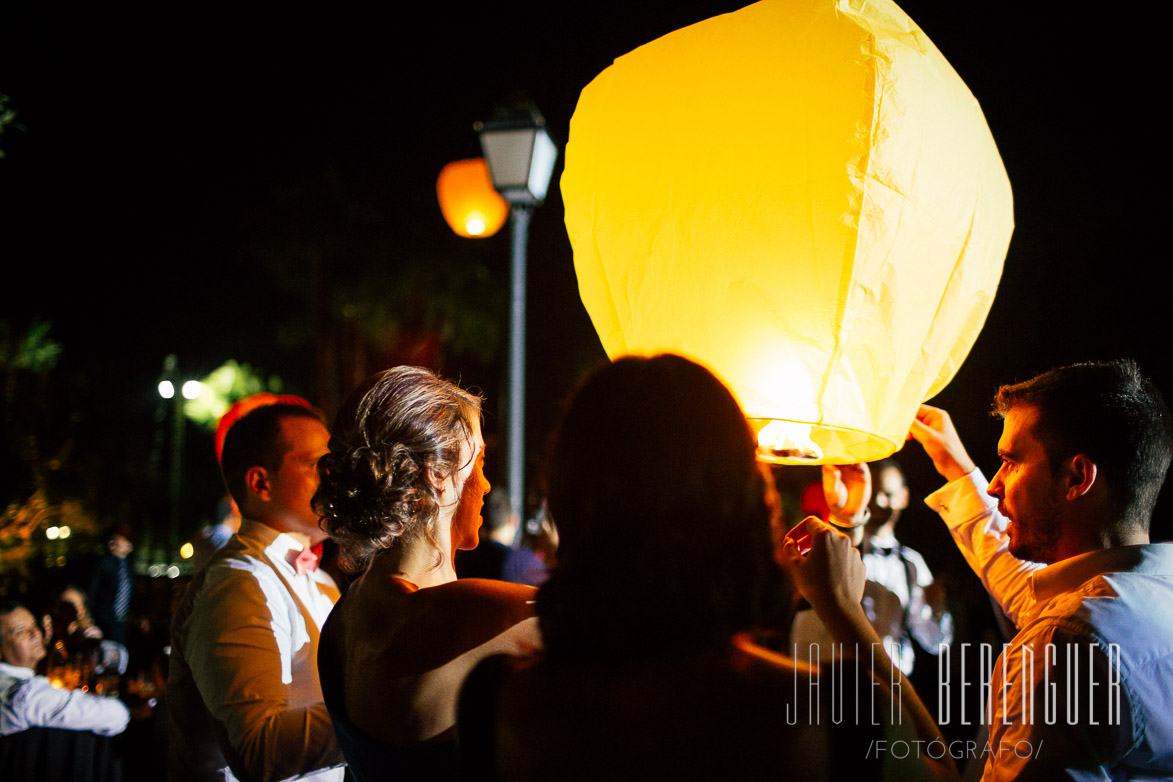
[563,0,1013,464]
[436,158,509,238]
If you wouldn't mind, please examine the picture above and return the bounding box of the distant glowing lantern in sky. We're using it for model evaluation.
[436,158,509,238]
[564,0,1013,464]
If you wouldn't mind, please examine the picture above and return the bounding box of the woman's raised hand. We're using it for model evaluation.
[778,516,868,633]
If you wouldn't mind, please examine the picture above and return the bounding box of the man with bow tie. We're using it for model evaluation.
[854,458,953,675]
[790,458,953,675]
[168,402,344,782]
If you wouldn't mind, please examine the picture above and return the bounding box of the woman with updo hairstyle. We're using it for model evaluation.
[457,354,958,781]
[314,366,540,781]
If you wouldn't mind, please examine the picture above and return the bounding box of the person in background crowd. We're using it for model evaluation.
[187,495,242,573]
[908,359,1173,780]
[88,528,135,646]
[167,403,344,782]
[858,458,952,673]
[455,491,549,586]
[41,585,129,677]
[0,600,129,737]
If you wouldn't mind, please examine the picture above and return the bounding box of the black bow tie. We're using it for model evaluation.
[872,544,898,557]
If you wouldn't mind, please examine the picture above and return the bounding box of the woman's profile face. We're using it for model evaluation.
[449,418,490,552]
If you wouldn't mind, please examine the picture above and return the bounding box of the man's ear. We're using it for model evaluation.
[1065,454,1098,501]
[246,466,272,502]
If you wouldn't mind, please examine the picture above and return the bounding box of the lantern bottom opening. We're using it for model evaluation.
[749,418,901,466]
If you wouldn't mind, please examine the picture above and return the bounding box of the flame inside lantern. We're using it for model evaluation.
[755,419,824,463]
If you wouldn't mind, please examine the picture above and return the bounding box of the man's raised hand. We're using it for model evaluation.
[908,404,977,482]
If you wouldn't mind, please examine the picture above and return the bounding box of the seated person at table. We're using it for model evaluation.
[457,354,957,781]
[0,600,129,737]
[314,366,540,781]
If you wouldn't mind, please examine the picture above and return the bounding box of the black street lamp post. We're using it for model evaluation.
[474,104,558,528]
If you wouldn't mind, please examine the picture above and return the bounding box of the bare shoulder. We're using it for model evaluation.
[424,578,537,624]
[432,577,536,601]
[345,576,538,666]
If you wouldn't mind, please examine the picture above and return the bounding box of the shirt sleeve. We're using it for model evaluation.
[924,469,1043,629]
[182,565,341,781]
[15,677,129,736]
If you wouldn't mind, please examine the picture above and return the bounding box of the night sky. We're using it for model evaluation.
[3,1,1171,549]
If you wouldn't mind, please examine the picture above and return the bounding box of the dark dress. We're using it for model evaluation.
[317,596,461,782]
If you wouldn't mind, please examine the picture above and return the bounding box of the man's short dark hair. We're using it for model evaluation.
[100,526,132,547]
[220,403,327,510]
[993,359,1173,524]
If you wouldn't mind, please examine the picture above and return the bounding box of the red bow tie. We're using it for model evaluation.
[288,543,323,576]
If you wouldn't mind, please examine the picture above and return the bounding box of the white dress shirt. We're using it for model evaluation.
[859,535,953,674]
[0,661,129,737]
[926,469,1173,781]
[168,520,344,782]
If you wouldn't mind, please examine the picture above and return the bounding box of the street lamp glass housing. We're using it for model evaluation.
[476,111,558,205]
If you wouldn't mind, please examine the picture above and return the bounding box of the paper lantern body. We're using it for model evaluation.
[563,0,1013,463]
[437,158,509,238]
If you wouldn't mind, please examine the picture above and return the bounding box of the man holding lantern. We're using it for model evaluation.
[905,359,1173,781]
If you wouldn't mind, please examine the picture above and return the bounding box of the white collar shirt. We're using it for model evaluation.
[926,470,1173,781]
[168,519,344,782]
[859,537,953,674]
[260,524,337,632]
